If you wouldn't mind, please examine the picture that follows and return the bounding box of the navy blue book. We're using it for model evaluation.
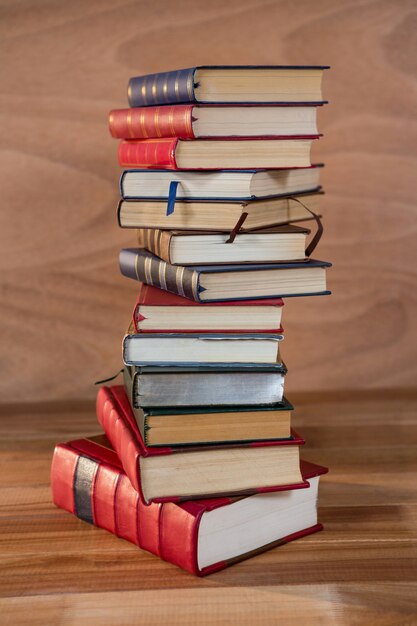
[128,66,329,107]
[119,248,331,303]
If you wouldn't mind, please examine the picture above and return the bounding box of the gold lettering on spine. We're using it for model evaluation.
[191,272,199,301]
[140,111,148,139]
[156,229,163,260]
[154,107,162,137]
[159,261,167,290]
[141,77,147,105]
[174,71,181,101]
[176,266,185,297]
[186,71,193,100]
[163,74,169,102]
[168,106,176,136]
[144,257,153,285]
[186,107,193,137]
[152,229,160,257]
[127,109,134,138]
[151,77,158,104]
[134,253,140,282]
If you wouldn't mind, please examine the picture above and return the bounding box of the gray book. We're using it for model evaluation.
[124,363,287,408]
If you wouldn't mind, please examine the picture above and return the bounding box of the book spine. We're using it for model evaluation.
[119,248,202,302]
[128,69,196,107]
[109,106,195,140]
[51,443,202,575]
[118,139,179,169]
[96,387,142,494]
[137,229,173,264]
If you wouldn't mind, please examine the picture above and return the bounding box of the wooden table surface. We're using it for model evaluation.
[1,391,416,625]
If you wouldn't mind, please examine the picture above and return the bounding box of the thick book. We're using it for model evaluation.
[137,224,309,265]
[126,363,287,408]
[123,328,283,367]
[119,248,331,302]
[124,364,293,446]
[120,166,323,201]
[132,283,284,333]
[109,104,320,139]
[97,385,306,504]
[127,66,329,107]
[118,191,322,231]
[51,435,328,576]
[118,137,316,170]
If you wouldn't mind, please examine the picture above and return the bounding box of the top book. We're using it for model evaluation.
[128,66,329,107]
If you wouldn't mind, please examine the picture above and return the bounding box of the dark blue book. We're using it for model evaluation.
[119,248,331,303]
[128,66,329,107]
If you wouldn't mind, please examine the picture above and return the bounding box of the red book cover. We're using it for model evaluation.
[51,436,328,576]
[133,283,284,333]
[119,138,178,169]
[109,105,194,140]
[96,385,306,504]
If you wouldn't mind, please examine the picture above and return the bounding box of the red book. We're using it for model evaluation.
[51,435,328,576]
[118,137,317,170]
[108,104,320,140]
[96,385,307,504]
[133,283,284,333]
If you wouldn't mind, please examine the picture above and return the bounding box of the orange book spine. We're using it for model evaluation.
[118,138,179,169]
[109,105,195,140]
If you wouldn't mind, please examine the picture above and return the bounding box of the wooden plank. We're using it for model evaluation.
[0,392,416,624]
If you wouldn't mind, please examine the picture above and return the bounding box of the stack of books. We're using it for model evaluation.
[51,65,331,576]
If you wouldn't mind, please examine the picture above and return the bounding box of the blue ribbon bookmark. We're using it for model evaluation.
[167,180,180,216]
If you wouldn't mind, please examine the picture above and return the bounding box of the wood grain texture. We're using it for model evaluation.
[1,391,417,624]
[0,0,416,400]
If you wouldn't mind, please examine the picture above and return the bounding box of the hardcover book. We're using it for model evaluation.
[126,363,287,408]
[96,385,306,504]
[109,104,320,139]
[127,66,329,107]
[132,283,284,333]
[118,191,322,231]
[118,137,316,170]
[137,224,310,265]
[51,435,328,576]
[123,328,283,366]
[119,248,331,302]
[124,364,293,446]
[120,166,322,201]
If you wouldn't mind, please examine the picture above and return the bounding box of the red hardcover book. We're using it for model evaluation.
[118,137,318,170]
[133,283,284,333]
[108,104,320,140]
[96,385,307,504]
[51,435,328,576]
[109,105,194,140]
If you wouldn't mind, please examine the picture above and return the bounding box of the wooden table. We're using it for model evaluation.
[1,391,416,625]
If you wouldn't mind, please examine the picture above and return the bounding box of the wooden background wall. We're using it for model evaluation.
[1,0,416,402]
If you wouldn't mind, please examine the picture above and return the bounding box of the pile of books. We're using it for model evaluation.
[52,66,331,576]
